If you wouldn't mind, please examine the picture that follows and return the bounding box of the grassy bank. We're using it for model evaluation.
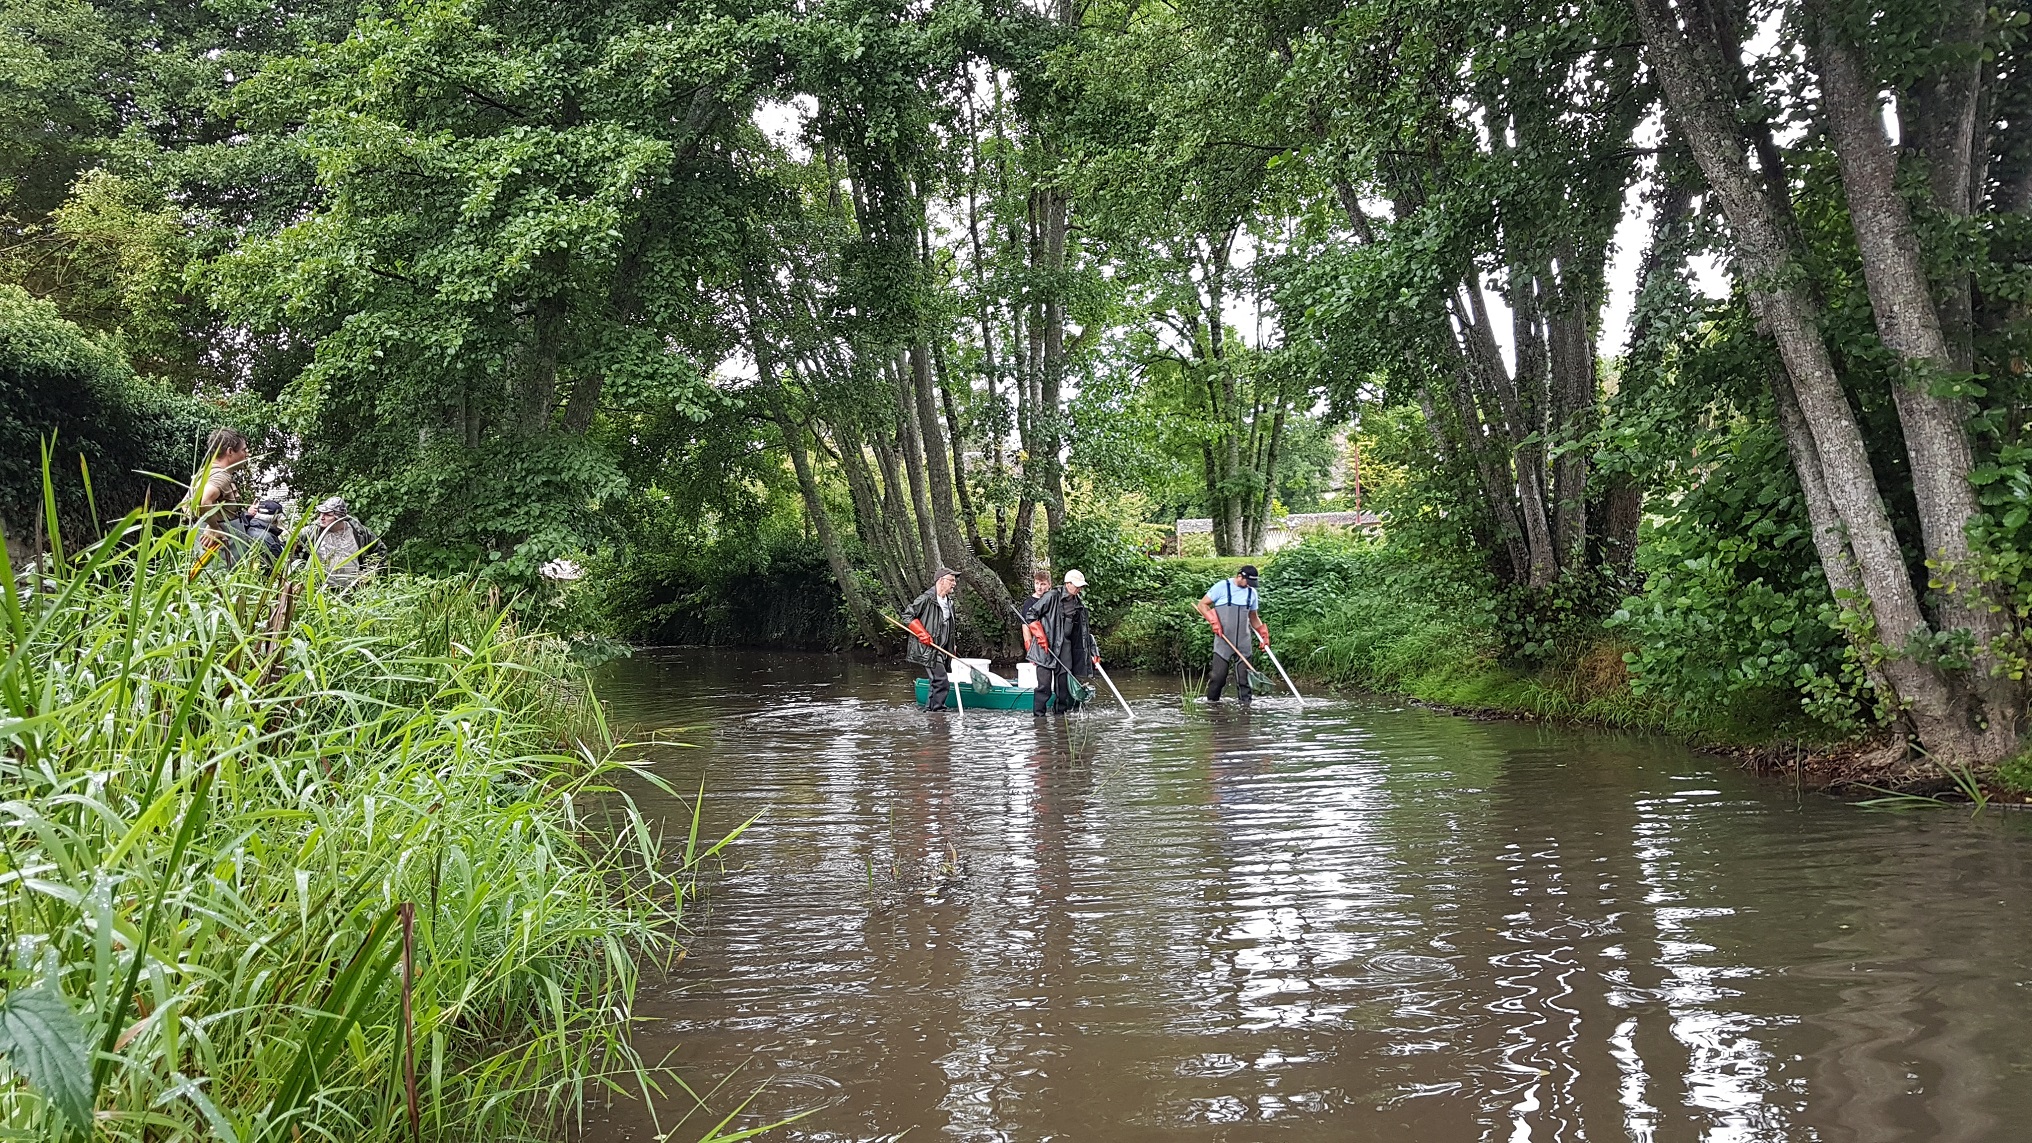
[1094,538,2032,796]
[0,510,722,1140]
[1094,538,1801,745]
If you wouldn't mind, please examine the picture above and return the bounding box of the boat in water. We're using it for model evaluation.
[912,661,1093,711]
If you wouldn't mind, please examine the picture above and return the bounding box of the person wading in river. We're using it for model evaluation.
[1195,565,1271,703]
[1025,569,1096,716]
[904,568,961,710]
[1021,567,1052,659]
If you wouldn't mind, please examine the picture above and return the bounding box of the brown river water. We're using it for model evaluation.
[582,649,2032,1143]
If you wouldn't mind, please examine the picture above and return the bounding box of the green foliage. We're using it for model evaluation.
[1999,747,2032,794]
[0,499,718,1139]
[1491,572,1631,668]
[0,284,211,537]
[1045,514,1161,622]
[597,486,852,649]
[0,982,93,1131]
[1609,420,1874,737]
[1968,432,2032,684]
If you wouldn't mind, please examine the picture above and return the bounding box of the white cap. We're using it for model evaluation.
[1063,569,1087,588]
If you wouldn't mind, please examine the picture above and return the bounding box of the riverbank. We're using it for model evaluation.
[0,513,710,1139]
[1086,539,2027,799]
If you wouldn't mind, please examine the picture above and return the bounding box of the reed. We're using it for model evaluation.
[0,495,728,1140]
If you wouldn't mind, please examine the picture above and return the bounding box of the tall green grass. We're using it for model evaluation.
[0,497,728,1140]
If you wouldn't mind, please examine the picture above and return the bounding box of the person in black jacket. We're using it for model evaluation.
[904,568,961,709]
[1023,569,1096,715]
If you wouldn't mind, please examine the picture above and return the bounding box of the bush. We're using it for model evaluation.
[2000,748,2032,794]
[1047,514,1162,623]
[596,515,850,649]
[0,284,212,541]
[1607,421,1872,738]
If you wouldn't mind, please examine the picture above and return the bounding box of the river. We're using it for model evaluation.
[586,649,2032,1143]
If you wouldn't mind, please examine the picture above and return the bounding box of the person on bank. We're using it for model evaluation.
[184,428,253,570]
[904,567,961,710]
[1195,564,1271,703]
[243,499,288,568]
[310,496,382,591]
[1024,569,1096,715]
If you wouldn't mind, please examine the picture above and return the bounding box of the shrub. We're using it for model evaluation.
[2000,750,2032,794]
[1607,421,1872,737]
[0,284,212,540]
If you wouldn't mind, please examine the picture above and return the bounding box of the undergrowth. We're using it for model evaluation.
[1099,535,1810,742]
[0,498,742,1140]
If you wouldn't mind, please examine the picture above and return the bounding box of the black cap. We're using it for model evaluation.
[1238,564,1259,582]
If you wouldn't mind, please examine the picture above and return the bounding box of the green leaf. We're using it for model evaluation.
[0,982,96,1130]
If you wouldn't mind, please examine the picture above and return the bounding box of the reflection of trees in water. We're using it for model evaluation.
[931,717,1102,1137]
[1450,729,1713,1143]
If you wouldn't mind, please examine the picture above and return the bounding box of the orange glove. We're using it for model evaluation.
[1204,611,1223,635]
[1256,628,1271,649]
[1027,620,1049,651]
[906,618,933,645]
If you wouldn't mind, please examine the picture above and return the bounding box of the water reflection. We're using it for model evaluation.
[587,649,2032,1143]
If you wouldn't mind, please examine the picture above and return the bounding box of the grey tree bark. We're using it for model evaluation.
[1813,11,2022,755]
[747,324,881,647]
[892,358,943,581]
[1767,363,1903,723]
[829,423,909,610]
[1628,0,1978,760]
[909,341,1016,623]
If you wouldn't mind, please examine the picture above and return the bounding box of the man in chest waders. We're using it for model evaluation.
[904,568,961,710]
[1195,564,1272,703]
[1025,570,1096,715]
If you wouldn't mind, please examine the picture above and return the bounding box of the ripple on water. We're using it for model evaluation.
[591,649,2032,1143]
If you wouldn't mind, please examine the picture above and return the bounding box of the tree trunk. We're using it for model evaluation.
[560,375,601,435]
[1438,338,1533,583]
[910,342,1016,622]
[931,342,987,558]
[1768,363,1903,725]
[1248,381,1290,554]
[1816,13,2021,754]
[523,285,566,433]
[959,99,1009,555]
[742,270,880,646]
[1902,0,1986,373]
[1544,289,1594,573]
[893,358,943,579]
[871,429,927,589]
[1204,230,1249,556]
[1036,185,1070,557]
[1455,284,1556,585]
[1630,0,1978,760]
[1599,471,1642,582]
[830,421,911,610]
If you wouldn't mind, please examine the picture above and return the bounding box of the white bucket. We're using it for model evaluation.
[1015,662,1038,691]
